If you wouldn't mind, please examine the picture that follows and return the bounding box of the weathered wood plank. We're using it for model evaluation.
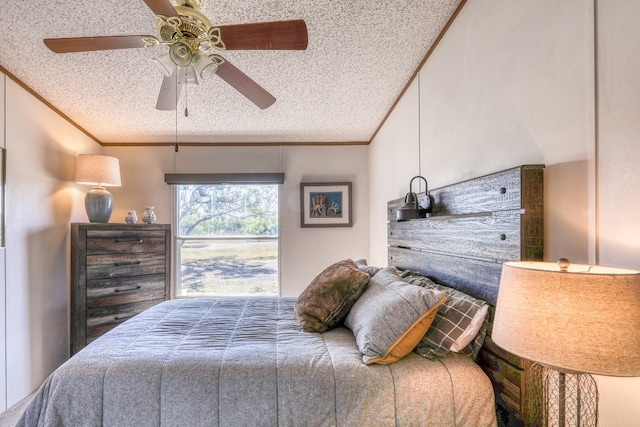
[388,211,522,262]
[86,298,163,339]
[388,246,502,304]
[87,230,167,254]
[86,252,167,279]
[87,274,167,308]
[388,165,544,221]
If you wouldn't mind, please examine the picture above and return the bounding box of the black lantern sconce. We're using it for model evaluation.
[396,176,434,221]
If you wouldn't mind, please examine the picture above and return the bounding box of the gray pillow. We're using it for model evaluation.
[295,259,370,332]
[344,268,445,364]
[354,258,382,277]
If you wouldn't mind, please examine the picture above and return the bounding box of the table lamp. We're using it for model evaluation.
[492,259,640,426]
[75,154,121,223]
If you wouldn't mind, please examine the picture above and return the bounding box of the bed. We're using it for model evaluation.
[18,165,543,427]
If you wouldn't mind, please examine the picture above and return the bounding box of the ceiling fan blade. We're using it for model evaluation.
[215,61,276,109]
[156,72,182,111]
[143,0,178,17]
[44,35,147,53]
[218,20,308,50]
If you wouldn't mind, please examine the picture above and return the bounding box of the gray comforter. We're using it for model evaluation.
[18,298,497,426]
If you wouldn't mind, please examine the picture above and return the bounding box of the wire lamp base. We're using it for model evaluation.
[529,363,598,427]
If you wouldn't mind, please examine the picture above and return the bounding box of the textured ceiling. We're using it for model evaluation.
[0,0,462,145]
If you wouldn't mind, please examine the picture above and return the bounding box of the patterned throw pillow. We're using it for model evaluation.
[295,259,370,332]
[344,268,445,364]
[399,270,489,360]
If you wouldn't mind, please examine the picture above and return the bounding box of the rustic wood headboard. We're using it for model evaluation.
[387,164,544,305]
[387,164,544,425]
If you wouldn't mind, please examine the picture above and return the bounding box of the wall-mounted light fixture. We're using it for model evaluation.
[396,176,433,221]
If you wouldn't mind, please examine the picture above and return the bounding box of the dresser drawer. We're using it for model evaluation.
[86,230,167,254]
[86,253,166,279]
[86,299,162,340]
[87,274,167,308]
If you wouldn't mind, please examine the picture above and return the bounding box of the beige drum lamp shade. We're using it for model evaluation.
[493,260,640,376]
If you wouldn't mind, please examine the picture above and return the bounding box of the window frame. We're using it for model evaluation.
[166,173,284,298]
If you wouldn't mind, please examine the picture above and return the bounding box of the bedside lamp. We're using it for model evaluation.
[492,260,640,426]
[75,154,121,223]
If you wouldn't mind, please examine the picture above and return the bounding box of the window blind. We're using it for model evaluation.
[164,173,284,185]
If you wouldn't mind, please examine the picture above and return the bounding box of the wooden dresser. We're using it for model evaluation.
[70,223,171,355]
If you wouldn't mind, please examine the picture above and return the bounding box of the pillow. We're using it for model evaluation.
[295,259,370,333]
[399,271,489,359]
[354,258,382,277]
[344,268,445,364]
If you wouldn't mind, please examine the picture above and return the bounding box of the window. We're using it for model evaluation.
[173,183,280,297]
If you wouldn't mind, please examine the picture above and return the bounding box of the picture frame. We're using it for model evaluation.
[300,182,352,227]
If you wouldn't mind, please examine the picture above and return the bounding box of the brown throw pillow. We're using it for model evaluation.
[295,259,370,332]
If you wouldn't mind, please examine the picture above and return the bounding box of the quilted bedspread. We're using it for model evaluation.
[18,298,497,426]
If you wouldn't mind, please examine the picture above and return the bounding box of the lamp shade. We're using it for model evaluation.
[193,51,218,79]
[75,154,121,187]
[169,41,193,67]
[153,51,177,77]
[493,261,640,376]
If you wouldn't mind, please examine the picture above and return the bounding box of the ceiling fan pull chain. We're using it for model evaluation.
[184,85,189,117]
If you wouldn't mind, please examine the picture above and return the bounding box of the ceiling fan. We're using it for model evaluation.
[43,0,308,110]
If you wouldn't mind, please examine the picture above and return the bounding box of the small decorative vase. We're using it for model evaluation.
[125,210,137,224]
[142,206,156,224]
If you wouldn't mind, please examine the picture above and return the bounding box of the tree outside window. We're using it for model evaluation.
[175,184,279,297]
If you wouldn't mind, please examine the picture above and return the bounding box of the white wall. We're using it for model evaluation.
[368,78,420,267]
[0,73,6,412]
[3,75,100,408]
[370,0,594,266]
[370,0,640,425]
[103,144,370,297]
[593,0,640,423]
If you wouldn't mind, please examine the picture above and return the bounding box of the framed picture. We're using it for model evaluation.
[300,182,352,227]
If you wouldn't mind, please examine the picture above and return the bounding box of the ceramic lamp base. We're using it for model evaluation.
[85,186,114,223]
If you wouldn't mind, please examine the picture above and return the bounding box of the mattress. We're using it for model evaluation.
[18,297,497,426]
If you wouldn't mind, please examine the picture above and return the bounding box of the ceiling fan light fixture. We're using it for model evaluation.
[152,51,177,77]
[193,52,217,79]
[169,41,193,67]
[43,0,308,111]
[178,65,200,85]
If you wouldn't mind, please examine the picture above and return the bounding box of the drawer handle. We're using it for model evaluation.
[114,261,142,267]
[114,239,144,243]
[114,286,142,293]
[114,314,135,321]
